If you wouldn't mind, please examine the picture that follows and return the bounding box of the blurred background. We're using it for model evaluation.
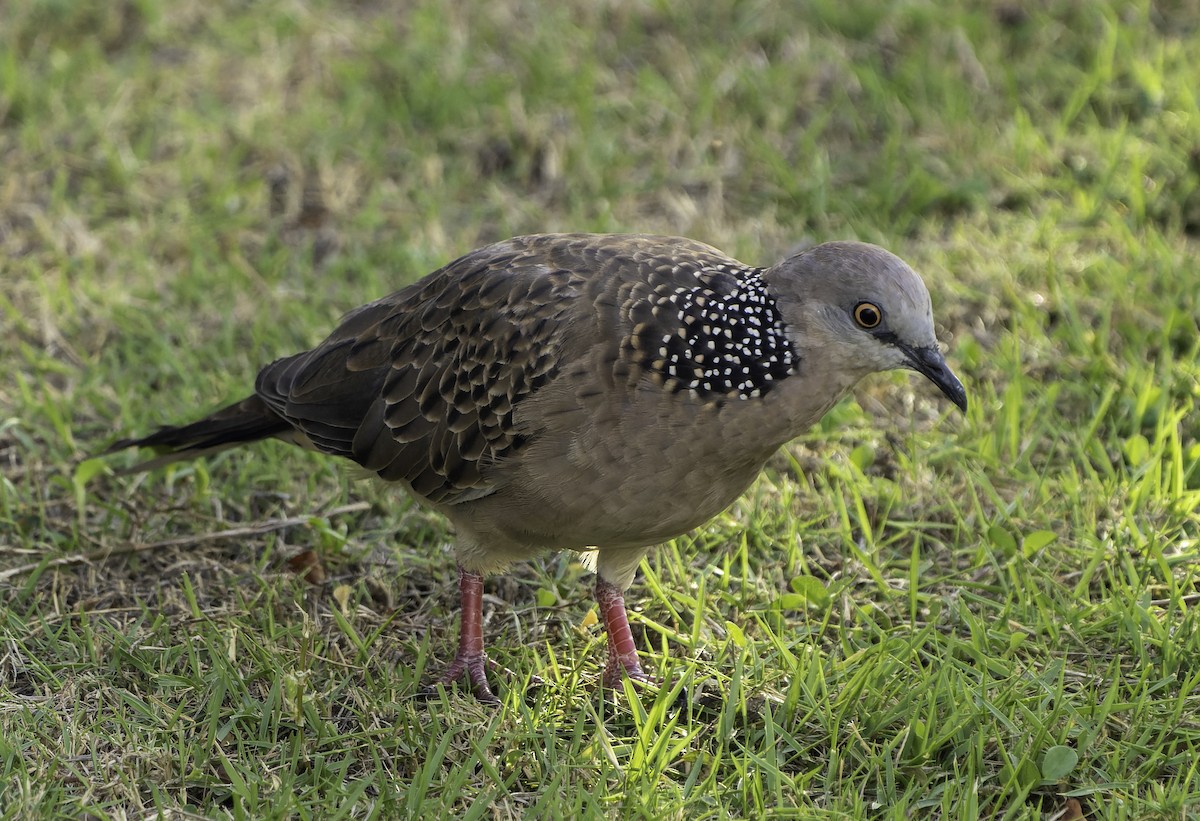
[1,0,1198,817]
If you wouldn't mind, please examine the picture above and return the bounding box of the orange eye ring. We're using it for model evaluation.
[854,302,882,329]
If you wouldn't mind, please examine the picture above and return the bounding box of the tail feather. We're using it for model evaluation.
[106,395,291,474]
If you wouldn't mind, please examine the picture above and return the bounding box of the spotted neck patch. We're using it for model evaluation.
[624,263,797,399]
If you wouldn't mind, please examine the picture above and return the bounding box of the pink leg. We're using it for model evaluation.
[596,575,651,687]
[435,565,499,704]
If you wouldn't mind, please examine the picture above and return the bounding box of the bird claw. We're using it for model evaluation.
[422,653,544,705]
[421,652,499,704]
[602,656,657,690]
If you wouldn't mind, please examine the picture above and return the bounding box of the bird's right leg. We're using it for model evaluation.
[435,564,500,704]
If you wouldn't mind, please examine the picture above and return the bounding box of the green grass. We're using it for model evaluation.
[2,0,1199,817]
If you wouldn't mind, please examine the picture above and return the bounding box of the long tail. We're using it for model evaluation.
[105,395,291,473]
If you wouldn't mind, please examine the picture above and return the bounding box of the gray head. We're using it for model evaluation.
[765,241,967,411]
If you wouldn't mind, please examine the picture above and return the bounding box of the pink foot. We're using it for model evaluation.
[423,565,501,705]
[596,576,655,689]
[435,650,501,705]
[421,565,542,705]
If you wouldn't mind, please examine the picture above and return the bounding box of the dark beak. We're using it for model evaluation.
[903,345,968,413]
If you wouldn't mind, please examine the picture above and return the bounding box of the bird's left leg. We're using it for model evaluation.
[595,574,652,687]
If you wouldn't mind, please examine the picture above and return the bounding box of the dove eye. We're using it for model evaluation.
[853,302,883,329]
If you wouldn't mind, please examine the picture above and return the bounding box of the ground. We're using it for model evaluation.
[1,0,1198,818]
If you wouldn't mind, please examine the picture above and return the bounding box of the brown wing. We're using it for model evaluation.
[254,233,740,505]
[254,236,575,504]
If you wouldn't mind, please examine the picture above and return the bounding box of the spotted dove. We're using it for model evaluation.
[108,233,967,703]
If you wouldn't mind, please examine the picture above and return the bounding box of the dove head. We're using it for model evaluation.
[764,241,967,412]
